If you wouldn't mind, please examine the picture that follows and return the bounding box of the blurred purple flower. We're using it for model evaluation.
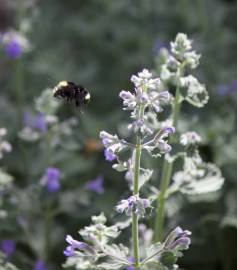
[125,257,135,270]
[0,240,16,256]
[4,38,22,59]
[104,148,116,162]
[23,112,47,133]
[217,80,237,96]
[42,167,61,193]
[217,84,229,96]
[34,113,47,133]
[23,111,33,127]
[33,260,48,270]
[84,175,104,194]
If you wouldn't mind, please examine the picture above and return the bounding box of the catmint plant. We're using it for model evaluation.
[63,68,191,270]
[0,128,13,218]
[0,131,18,269]
[153,33,224,242]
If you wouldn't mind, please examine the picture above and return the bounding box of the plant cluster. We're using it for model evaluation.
[63,34,224,270]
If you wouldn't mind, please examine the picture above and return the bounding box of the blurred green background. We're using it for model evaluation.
[0,0,237,269]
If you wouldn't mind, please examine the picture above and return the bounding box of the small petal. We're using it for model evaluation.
[104,148,116,162]
[84,175,104,194]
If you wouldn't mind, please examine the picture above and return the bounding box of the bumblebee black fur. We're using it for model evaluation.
[53,81,90,107]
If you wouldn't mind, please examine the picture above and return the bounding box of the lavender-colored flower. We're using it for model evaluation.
[100,131,125,155]
[104,148,116,162]
[128,118,153,135]
[180,131,201,146]
[64,235,94,257]
[42,167,61,193]
[33,260,48,270]
[1,30,30,59]
[116,195,150,216]
[34,113,47,133]
[155,126,175,153]
[84,175,104,194]
[4,38,22,59]
[0,240,16,256]
[217,80,237,96]
[131,69,160,90]
[23,111,47,133]
[217,84,230,96]
[147,91,171,113]
[164,226,191,251]
[63,245,75,257]
[23,111,33,127]
[125,257,135,270]
[120,91,137,109]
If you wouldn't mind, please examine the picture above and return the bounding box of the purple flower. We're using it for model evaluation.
[34,113,47,133]
[63,235,94,257]
[165,226,191,251]
[125,257,135,270]
[42,167,61,193]
[63,245,75,257]
[84,175,104,194]
[33,260,48,270]
[162,126,176,135]
[116,195,150,216]
[217,80,237,96]
[23,111,33,127]
[217,84,229,96]
[23,112,47,133]
[104,148,116,162]
[0,240,16,256]
[4,38,22,59]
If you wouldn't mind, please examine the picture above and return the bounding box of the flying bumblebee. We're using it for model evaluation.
[53,81,91,107]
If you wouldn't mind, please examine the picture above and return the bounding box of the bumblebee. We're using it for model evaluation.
[53,81,91,107]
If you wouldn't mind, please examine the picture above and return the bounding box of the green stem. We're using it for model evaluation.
[44,132,53,261]
[15,0,25,123]
[154,71,183,242]
[44,205,52,261]
[15,59,23,125]
[132,103,145,269]
[154,160,173,242]
[172,86,181,130]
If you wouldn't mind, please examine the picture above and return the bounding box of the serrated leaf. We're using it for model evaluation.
[98,244,129,270]
[141,242,164,265]
[160,251,177,267]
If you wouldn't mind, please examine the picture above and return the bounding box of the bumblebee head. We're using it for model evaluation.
[58,81,68,87]
[53,81,68,95]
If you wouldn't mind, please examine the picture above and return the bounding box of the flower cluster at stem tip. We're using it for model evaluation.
[0,29,30,59]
